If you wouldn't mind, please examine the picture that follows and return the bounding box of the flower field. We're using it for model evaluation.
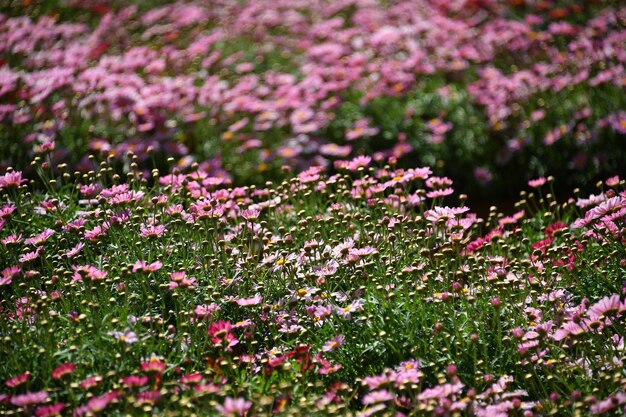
[1,1,626,416]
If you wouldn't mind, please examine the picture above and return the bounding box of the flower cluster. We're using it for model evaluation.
[1,152,625,415]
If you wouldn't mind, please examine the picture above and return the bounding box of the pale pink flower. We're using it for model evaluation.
[528,177,547,188]
[215,397,252,417]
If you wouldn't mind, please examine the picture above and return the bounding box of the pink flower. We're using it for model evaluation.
[590,392,626,415]
[25,228,55,246]
[335,300,364,318]
[34,403,65,417]
[19,249,41,264]
[322,335,344,352]
[208,320,238,351]
[425,206,469,223]
[107,190,145,206]
[236,295,263,306]
[427,118,452,135]
[65,243,84,258]
[346,118,379,141]
[215,397,252,417]
[194,303,220,318]
[0,203,16,219]
[320,143,352,157]
[362,389,394,405]
[179,373,204,386]
[474,167,493,186]
[1,265,21,286]
[79,375,102,389]
[528,177,546,188]
[109,329,139,344]
[345,155,372,171]
[241,209,260,220]
[588,294,622,320]
[426,188,454,198]
[553,321,587,341]
[10,391,49,406]
[72,265,107,282]
[139,224,166,238]
[426,176,453,189]
[135,390,161,405]
[0,171,25,189]
[121,375,149,387]
[86,391,119,414]
[605,176,620,187]
[84,224,109,241]
[132,260,163,273]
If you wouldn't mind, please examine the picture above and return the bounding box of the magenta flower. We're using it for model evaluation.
[121,375,149,387]
[140,357,166,374]
[179,373,204,386]
[34,403,65,417]
[208,320,238,350]
[135,390,162,405]
[79,375,102,390]
[6,372,29,388]
[51,362,76,380]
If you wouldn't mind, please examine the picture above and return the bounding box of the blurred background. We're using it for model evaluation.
[1,0,624,209]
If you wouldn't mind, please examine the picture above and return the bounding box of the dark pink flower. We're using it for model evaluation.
[51,363,76,380]
[121,375,149,387]
[34,403,65,417]
[6,372,29,388]
[140,357,166,374]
